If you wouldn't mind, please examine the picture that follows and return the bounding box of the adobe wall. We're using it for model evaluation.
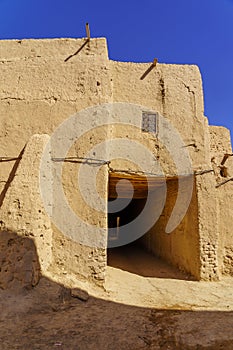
[0,37,232,284]
[110,61,209,169]
[209,126,233,276]
[110,61,219,280]
[0,38,111,287]
[0,38,111,193]
[0,135,51,288]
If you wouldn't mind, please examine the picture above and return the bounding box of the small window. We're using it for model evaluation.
[141,112,158,134]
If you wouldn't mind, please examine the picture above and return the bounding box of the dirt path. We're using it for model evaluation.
[1,247,233,349]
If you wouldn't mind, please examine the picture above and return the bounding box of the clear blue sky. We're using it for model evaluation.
[0,0,232,136]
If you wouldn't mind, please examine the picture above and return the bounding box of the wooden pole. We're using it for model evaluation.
[116,216,120,239]
[86,23,90,41]
[153,58,158,66]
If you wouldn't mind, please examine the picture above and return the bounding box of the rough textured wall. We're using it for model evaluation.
[0,230,40,290]
[50,141,108,286]
[0,38,111,194]
[0,135,53,275]
[196,171,219,280]
[209,126,233,276]
[0,38,111,287]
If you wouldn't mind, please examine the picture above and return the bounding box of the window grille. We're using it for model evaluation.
[141,112,158,134]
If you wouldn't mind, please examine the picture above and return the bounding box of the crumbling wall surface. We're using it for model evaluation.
[50,229,107,287]
[0,134,53,273]
[0,230,40,290]
[209,126,233,276]
[210,126,233,181]
[0,38,111,195]
[0,133,108,288]
[195,172,219,281]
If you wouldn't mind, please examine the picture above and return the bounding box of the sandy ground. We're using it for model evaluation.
[106,245,233,311]
[1,245,233,349]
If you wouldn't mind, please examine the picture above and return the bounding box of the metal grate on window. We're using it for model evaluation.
[141,112,158,134]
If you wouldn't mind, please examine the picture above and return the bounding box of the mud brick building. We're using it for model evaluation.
[0,38,233,288]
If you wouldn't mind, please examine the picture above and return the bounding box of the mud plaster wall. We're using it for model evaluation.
[209,126,233,276]
[0,38,232,284]
[0,38,110,286]
[110,60,221,280]
[0,135,53,273]
[110,61,210,170]
[0,230,41,290]
[0,38,111,193]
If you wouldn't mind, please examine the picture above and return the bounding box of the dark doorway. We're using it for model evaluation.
[107,173,196,280]
[108,197,146,244]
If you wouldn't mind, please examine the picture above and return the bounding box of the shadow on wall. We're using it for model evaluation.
[0,147,25,208]
[0,230,40,290]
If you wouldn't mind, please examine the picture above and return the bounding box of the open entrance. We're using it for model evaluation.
[107,172,199,280]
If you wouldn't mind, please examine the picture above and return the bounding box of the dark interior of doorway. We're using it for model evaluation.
[107,196,189,280]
